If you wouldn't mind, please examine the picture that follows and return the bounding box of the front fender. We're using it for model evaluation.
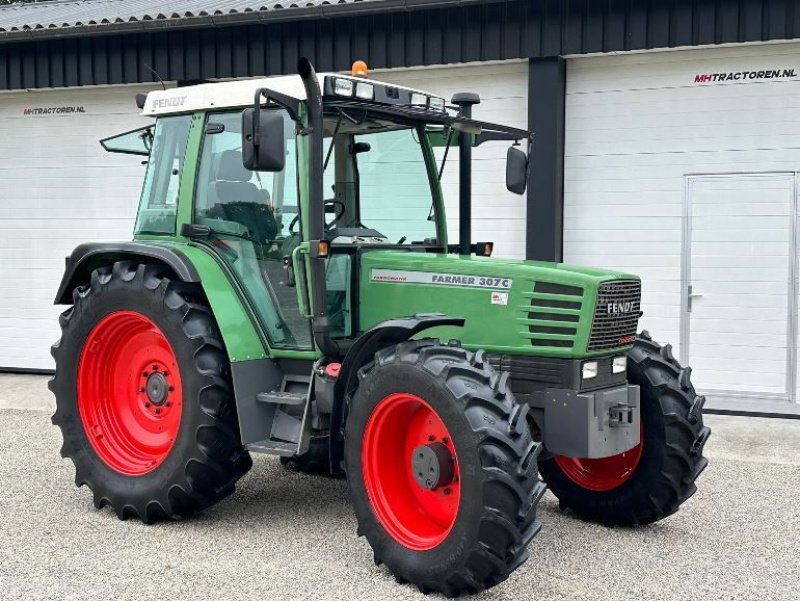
[328,313,465,474]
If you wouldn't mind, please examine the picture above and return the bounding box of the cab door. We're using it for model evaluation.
[193,110,314,350]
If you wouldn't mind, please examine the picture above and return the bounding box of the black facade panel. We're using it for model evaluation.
[22,47,35,89]
[35,43,49,88]
[64,38,79,87]
[369,15,389,69]
[3,0,800,91]
[695,2,717,45]
[482,4,503,61]
[541,0,562,57]
[743,0,766,41]
[248,25,266,76]
[93,37,109,86]
[50,39,65,88]
[604,0,628,52]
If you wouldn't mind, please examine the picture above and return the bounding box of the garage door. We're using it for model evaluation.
[563,42,800,411]
[375,61,529,259]
[0,85,158,370]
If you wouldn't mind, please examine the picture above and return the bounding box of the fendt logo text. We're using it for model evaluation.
[607,301,637,315]
[152,96,187,110]
[694,68,798,84]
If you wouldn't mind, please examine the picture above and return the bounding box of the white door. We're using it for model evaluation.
[684,173,796,400]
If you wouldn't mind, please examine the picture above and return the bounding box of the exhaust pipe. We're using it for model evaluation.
[452,92,480,256]
[297,58,340,356]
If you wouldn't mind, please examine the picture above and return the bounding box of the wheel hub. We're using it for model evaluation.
[411,442,455,490]
[77,311,183,476]
[145,371,169,406]
[361,392,461,551]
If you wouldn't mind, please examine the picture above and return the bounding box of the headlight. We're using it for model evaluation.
[582,361,598,380]
[355,81,374,100]
[333,78,354,96]
[612,356,627,374]
[410,92,428,107]
[429,96,445,111]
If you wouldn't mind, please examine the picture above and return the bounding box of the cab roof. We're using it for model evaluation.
[141,73,439,117]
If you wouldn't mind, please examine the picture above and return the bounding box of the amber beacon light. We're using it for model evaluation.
[352,60,369,78]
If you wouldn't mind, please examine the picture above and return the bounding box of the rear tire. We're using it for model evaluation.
[345,339,546,596]
[50,261,252,523]
[538,332,711,526]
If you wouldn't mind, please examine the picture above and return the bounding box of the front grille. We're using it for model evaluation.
[588,280,642,351]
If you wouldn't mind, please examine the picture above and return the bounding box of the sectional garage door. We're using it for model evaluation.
[0,85,157,370]
[563,43,800,413]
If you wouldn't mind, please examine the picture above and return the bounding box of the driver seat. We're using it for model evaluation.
[209,150,277,243]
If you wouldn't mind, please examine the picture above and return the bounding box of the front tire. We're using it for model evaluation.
[538,332,711,526]
[50,262,252,523]
[345,340,546,596]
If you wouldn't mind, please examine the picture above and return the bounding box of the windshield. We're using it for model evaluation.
[322,109,441,246]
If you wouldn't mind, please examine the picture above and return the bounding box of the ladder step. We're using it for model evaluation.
[246,440,297,457]
[256,391,307,406]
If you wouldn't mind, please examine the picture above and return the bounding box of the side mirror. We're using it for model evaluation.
[242,108,285,172]
[506,146,528,195]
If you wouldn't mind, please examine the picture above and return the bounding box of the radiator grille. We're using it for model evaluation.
[588,280,642,351]
[527,281,584,349]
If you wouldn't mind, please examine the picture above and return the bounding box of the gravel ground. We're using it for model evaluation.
[1,405,799,601]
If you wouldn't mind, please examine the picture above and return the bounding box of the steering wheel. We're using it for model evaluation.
[288,200,346,234]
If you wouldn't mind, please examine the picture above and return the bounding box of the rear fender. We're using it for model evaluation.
[54,242,200,304]
[328,313,465,474]
[53,241,268,364]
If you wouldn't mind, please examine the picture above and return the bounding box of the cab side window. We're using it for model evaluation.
[134,115,192,235]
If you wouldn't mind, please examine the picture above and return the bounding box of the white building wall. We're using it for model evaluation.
[0,84,159,370]
[564,42,800,405]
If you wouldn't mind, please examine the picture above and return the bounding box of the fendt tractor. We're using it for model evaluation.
[50,59,710,596]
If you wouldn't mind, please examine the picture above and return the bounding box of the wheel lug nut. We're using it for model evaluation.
[143,371,149,377]
[152,364,158,371]
[163,371,169,377]
[427,435,435,442]
[443,488,451,495]
[442,437,449,444]
[155,408,161,415]
[139,387,145,393]
[144,402,150,408]
[165,402,171,408]
[168,386,174,392]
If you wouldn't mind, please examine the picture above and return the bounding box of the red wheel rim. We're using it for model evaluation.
[77,311,183,476]
[554,424,644,492]
[361,393,461,551]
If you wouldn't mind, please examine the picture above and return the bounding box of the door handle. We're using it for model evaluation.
[687,285,702,312]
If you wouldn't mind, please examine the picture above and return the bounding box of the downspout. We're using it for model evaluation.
[297,58,340,357]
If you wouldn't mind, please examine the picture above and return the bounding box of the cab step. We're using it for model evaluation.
[256,390,307,406]
[246,440,297,457]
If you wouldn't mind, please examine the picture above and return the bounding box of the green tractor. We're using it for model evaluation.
[50,58,710,596]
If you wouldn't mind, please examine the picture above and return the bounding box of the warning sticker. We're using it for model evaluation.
[491,292,508,306]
